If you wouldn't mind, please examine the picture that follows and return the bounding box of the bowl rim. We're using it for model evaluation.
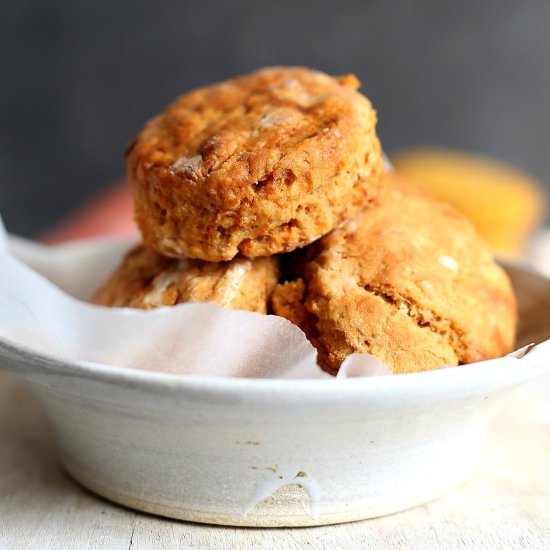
[1,333,549,401]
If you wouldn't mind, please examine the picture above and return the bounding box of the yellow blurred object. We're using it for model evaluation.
[391,148,547,256]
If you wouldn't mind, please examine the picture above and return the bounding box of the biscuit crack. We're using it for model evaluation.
[361,283,466,361]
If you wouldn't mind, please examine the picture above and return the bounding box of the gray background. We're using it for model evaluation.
[1,0,549,236]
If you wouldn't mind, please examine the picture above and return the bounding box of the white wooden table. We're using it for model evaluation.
[1,372,549,549]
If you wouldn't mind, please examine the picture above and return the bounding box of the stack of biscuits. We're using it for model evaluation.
[94,67,517,375]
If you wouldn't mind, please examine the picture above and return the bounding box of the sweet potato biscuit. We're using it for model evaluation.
[93,244,279,313]
[127,66,384,261]
[272,178,517,374]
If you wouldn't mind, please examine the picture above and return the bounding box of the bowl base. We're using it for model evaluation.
[62,459,473,528]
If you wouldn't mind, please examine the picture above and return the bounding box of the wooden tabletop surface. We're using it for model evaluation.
[1,370,549,550]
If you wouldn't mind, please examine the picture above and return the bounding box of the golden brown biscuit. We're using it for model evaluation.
[93,244,279,313]
[272,177,517,375]
[391,148,547,256]
[127,66,384,261]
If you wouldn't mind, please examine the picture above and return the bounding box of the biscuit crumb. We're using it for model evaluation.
[439,256,458,271]
[171,155,202,175]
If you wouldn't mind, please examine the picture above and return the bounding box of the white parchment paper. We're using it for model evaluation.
[0,218,548,379]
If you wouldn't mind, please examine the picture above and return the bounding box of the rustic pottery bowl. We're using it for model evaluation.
[0,254,548,527]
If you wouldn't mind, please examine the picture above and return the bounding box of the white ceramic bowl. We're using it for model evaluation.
[0,263,549,527]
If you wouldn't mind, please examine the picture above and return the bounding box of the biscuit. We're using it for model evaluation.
[127,66,384,261]
[93,244,279,313]
[391,148,546,256]
[272,177,517,374]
